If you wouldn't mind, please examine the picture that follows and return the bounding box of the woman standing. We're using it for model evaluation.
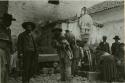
[99,51,118,82]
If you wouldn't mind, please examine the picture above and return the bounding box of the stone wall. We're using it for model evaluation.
[8,1,58,53]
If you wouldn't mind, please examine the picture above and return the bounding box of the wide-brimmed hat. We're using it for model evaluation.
[52,24,62,32]
[22,22,35,30]
[0,13,16,21]
[113,35,120,40]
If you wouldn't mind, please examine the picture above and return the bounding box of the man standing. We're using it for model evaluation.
[111,35,121,60]
[99,36,110,53]
[51,24,73,81]
[64,30,76,76]
[17,22,38,83]
[65,30,75,50]
[0,13,16,83]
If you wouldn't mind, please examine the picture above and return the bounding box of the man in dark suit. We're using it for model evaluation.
[99,36,110,53]
[17,22,38,83]
[111,35,121,59]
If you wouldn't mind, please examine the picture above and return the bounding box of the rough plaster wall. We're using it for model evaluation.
[99,20,124,46]
[90,6,124,23]
[61,6,124,46]
[8,0,103,36]
[90,6,124,46]
[8,1,43,36]
[8,1,81,36]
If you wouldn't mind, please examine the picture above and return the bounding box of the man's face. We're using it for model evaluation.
[26,25,33,32]
[103,37,107,42]
[115,39,119,42]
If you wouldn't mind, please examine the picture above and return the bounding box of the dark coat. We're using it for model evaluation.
[0,23,12,64]
[65,31,75,49]
[99,42,110,53]
[0,23,12,51]
[17,31,38,82]
[17,31,37,54]
[111,42,120,59]
[0,23,12,83]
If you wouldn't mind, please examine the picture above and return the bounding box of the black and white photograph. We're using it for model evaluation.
[0,0,124,83]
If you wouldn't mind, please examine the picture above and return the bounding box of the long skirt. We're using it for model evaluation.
[22,51,37,83]
[0,48,9,83]
[60,57,71,81]
[72,58,79,76]
[99,55,118,82]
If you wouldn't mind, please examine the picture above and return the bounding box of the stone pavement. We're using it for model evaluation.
[8,74,124,83]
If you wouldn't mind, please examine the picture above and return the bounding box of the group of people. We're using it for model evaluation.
[51,23,125,82]
[97,35,125,82]
[51,23,93,81]
[0,13,39,83]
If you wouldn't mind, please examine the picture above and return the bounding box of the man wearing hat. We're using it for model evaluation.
[0,13,16,83]
[51,24,73,81]
[111,35,121,60]
[64,30,82,76]
[17,22,38,83]
[98,36,110,53]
